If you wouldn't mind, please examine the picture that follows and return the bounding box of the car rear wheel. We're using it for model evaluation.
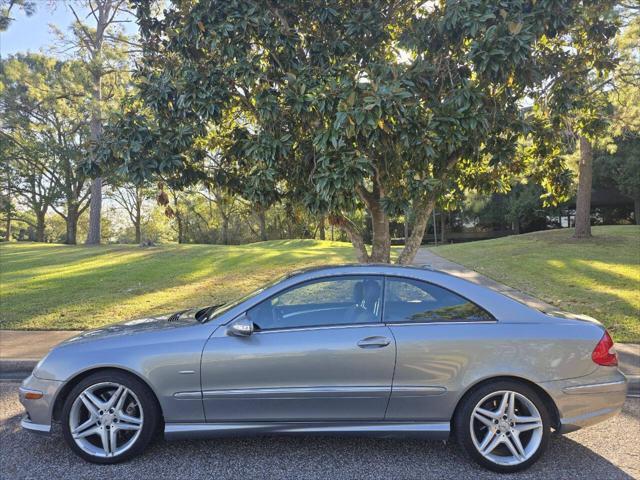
[455,380,551,473]
[61,370,159,464]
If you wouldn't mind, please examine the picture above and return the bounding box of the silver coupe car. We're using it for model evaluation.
[19,265,627,472]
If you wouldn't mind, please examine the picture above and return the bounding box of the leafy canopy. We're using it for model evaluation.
[96,0,618,262]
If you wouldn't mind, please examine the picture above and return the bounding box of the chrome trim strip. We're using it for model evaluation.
[173,391,203,399]
[20,416,51,434]
[392,386,447,396]
[254,323,382,334]
[202,386,390,399]
[563,379,627,395]
[178,370,196,375]
[282,307,345,319]
[386,321,498,326]
[165,421,450,441]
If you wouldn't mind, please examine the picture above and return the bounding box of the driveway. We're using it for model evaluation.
[1,382,638,479]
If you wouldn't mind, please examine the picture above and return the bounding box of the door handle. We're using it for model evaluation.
[357,336,391,348]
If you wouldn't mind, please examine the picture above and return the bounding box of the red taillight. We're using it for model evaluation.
[591,331,618,366]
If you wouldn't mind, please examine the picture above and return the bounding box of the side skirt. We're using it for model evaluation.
[164,421,450,441]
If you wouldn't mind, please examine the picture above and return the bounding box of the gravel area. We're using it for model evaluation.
[1,382,638,479]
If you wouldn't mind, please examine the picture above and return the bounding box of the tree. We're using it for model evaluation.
[59,0,135,244]
[99,0,617,263]
[0,0,35,31]
[1,54,92,244]
[537,4,622,238]
[604,10,640,223]
[107,181,150,243]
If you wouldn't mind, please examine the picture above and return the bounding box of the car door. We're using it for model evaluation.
[200,275,396,422]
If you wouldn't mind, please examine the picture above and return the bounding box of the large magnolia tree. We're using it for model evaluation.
[98,0,617,263]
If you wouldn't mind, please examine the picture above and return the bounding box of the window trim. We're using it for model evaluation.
[381,275,496,324]
[245,274,385,332]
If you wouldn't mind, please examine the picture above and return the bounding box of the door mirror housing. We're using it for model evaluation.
[227,315,254,337]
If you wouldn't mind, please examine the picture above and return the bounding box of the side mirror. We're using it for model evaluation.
[227,315,254,337]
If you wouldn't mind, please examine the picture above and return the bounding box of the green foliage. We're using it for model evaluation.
[94,0,619,261]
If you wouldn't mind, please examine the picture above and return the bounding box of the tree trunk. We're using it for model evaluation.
[85,9,105,245]
[513,218,520,234]
[257,206,267,241]
[4,176,12,241]
[318,216,326,240]
[356,181,390,263]
[328,214,369,263]
[35,210,46,242]
[66,204,79,245]
[176,215,184,244]
[4,209,10,242]
[397,198,436,265]
[86,177,102,244]
[369,204,390,262]
[221,216,229,245]
[573,136,593,238]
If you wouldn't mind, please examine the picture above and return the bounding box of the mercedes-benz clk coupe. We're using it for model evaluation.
[19,265,627,472]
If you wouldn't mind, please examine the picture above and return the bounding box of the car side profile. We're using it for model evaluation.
[19,264,627,472]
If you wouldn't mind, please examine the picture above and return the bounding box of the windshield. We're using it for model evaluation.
[203,273,291,322]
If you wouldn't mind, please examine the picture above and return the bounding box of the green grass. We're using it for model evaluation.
[432,225,640,343]
[0,240,356,330]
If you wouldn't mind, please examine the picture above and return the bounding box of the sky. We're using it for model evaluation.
[0,1,137,58]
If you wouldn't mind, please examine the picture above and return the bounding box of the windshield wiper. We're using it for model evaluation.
[197,303,225,322]
[168,310,187,322]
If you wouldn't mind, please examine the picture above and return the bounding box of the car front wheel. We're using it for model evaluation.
[61,370,159,464]
[455,380,551,473]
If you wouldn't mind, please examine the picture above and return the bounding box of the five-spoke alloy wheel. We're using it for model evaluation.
[62,371,158,464]
[455,381,550,473]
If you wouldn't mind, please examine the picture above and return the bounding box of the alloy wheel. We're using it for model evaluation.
[68,382,144,458]
[470,390,544,466]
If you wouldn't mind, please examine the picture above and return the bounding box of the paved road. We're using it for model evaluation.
[1,382,638,479]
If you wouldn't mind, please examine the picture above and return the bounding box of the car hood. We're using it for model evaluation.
[58,308,202,346]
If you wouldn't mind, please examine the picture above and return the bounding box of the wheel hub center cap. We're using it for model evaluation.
[101,413,115,426]
[498,419,510,431]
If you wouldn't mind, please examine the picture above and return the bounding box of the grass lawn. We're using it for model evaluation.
[432,225,640,343]
[0,240,355,330]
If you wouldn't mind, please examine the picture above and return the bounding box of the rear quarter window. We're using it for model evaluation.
[383,277,494,323]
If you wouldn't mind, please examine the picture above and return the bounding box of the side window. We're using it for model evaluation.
[383,277,493,323]
[248,276,383,330]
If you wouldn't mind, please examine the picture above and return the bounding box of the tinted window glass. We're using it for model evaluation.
[383,277,493,323]
[248,276,383,330]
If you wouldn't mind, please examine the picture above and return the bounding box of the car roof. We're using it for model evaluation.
[285,263,443,278]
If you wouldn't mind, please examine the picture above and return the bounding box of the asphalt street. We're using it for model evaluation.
[0,382,638,480]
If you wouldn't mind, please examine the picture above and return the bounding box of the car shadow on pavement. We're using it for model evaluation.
[0,419,634,479]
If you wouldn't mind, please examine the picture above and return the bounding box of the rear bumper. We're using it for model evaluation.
[541,368,628,433]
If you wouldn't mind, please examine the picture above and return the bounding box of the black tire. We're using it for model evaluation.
[454,380,551,473]
[61,370,159,464]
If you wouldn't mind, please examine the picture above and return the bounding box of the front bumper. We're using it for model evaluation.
[18,374,64,435]
[542,367,628,433]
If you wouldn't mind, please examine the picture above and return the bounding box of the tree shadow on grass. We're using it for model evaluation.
[0,243,355,330]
